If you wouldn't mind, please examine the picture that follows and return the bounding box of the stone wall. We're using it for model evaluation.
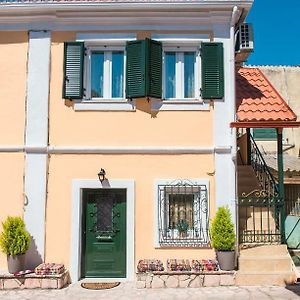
[136,271,235,288]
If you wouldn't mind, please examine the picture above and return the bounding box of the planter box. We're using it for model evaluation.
[136,271,236,288]
[0,270,70,290]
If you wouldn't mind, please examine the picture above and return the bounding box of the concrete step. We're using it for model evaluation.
[236,271,296,286]
[239,255,292,272]
[239,245,289,257]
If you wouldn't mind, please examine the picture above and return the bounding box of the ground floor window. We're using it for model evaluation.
[157,179,209,247]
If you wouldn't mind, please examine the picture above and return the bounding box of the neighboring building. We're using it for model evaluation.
[0,0,298,285]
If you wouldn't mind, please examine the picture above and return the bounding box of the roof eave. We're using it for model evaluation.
[230,121,300,128]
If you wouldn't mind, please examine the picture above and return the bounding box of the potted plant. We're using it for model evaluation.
[0,216,31,273]
[210,207,236,271]
[176,219,189,238]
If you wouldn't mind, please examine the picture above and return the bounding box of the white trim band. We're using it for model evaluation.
[0,145,231,154]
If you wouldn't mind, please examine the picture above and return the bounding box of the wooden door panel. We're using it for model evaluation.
[82,189,126,278]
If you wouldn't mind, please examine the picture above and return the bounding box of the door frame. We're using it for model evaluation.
[70,179,135,282]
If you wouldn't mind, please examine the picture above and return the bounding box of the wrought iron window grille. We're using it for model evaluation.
[157,179,209,247]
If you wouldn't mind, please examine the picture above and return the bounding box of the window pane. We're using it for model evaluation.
[168,194,194,230]
[164,52,176,99]
[112,51,124,98]
[91,52,104,98]
[184,52,195,98]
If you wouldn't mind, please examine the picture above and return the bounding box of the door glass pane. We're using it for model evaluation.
[184,52,195,98]
[112,51,124,98]
[91,52,104,98]
[95,194,114,233]
[164,52,176,99]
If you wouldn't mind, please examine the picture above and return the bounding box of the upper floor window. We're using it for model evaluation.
[164,49,200,100]
[87,48,125,100]
[63,39,224,105]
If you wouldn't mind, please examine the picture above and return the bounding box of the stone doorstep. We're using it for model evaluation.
[136,271,236,288]
[0,270,70,290]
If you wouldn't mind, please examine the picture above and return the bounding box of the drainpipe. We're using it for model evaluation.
[230,5,242,257]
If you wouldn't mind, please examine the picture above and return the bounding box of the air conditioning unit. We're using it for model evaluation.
[235,23,254,65]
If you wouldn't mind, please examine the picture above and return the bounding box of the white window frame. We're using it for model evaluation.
[85,46,126,102]
[162,46,201,101]
[74,33,136,111]
[154,179,210,248]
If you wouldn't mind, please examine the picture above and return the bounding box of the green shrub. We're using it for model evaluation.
[176,220,189,233]
[0,216,31,256]
[210,207,235,251]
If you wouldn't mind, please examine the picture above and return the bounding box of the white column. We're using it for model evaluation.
[24,31,50,269]
[213,24,237,227]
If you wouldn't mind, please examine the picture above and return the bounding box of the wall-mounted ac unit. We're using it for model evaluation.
[235,23,254,65]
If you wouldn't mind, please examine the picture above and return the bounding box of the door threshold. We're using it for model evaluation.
[79,277,129,283]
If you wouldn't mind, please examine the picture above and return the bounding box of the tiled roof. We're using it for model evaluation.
[236,67,297,122]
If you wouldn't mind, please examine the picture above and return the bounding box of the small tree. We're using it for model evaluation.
[0,216,31,256]
[210,207,235,251]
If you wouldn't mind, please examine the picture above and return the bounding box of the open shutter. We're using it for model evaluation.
[147,39,162,98]
[253,128,277,140]
[201,42,224,99]
[126,39,162,99]
[126,40,146,98]
[63,42,84,99]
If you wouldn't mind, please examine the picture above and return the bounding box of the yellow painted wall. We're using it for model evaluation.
[45,154,215,270]
[0,32,27,145]
[0,154,25,269]
[49,32,213,147]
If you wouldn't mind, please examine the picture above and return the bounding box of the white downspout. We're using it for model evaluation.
[230,5,241,252]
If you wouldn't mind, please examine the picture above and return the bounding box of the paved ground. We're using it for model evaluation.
[0,282,300,300]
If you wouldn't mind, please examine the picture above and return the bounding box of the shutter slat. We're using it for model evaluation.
[147,39,162,98]
[126,39,162,99]
[201,42,224,99]
[63,42,84,99]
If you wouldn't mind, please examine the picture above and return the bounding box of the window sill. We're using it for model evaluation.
[151,99,210,111]
[74,100,136,111]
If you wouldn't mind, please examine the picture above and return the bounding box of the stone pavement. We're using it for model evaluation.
[0,281,300,300]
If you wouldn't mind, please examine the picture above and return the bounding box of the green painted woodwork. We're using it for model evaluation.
[126,38,162,99]
[81,189,126,278]
[63,42,84,99]
[285,216,300,249]
[253,128,277,140]
[277,129,286,244]
[201,42,224,99]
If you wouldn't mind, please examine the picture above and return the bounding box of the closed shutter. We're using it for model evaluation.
[201,42,224,99]
[126,40,146,98]
[253,128,277,140]
[126,39,162,99]
[147,39,162,98]
[63,42,84,99]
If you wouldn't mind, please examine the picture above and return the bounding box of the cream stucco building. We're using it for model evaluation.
[0,0,256,282]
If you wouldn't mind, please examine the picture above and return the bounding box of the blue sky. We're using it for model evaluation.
[246,0,300,66]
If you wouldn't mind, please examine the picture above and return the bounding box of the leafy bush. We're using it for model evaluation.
[210,207,235,251]
[176,220,189,233]
[0,216,31,256]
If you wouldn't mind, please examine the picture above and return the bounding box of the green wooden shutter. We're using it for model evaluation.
[253,128,277,140]
[147,39,162,98]
[126,40,146,98]
[126,39,162,99]
[201,42,224,99]
[63,42,84,99]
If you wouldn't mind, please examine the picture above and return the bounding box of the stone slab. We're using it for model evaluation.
[0,270,69,290]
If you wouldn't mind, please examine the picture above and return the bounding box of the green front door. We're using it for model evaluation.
[81,188,126,278]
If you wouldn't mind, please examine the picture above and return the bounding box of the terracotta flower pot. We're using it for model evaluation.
[7,254,25,274]
[216,250,235,271]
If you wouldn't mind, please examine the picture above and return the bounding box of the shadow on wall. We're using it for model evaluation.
[25,236,43,270]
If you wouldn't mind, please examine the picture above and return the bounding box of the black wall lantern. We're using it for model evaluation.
[98,168,106,183]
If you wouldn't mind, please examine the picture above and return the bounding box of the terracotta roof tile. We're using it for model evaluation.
[236,67,297,122]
